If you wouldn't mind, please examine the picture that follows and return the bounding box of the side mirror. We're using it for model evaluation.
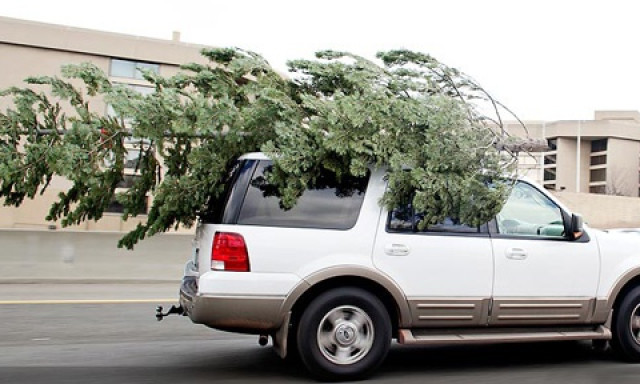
[569,214,584,240]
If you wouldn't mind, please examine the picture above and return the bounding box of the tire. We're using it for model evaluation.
[296,287,391,381]
[611,286,640,361]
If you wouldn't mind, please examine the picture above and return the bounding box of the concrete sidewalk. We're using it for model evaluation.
[0,229,192,284]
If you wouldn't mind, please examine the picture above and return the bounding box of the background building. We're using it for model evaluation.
[506,110,640,198]
[0,16,211,232]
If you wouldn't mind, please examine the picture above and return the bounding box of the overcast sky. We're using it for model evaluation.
[1,0,639,121]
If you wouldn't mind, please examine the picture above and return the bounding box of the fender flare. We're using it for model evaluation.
[281,265,412,328]
[607,267,640,309]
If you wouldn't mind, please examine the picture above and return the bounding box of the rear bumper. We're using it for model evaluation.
[179,275,286,334]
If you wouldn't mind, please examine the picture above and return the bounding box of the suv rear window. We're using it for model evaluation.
[236,161,369,230]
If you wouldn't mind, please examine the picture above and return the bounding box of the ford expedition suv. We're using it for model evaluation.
[163,152,640,380]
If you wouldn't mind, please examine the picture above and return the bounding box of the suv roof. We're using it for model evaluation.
[238,152,270,161]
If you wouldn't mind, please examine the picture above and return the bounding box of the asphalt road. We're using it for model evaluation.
[1,286,640,383]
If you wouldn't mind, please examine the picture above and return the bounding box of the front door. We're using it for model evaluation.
[489,181,600,325]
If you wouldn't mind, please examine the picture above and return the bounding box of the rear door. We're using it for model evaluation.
[372,201,494,328]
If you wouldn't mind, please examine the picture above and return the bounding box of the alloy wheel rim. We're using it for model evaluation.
[316,305,374,365]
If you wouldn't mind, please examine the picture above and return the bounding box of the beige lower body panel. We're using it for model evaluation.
[408,297,599,327]
[592,299,612,324]
[408,298,491,327]
[180,292,285,333]
[489,298,596,325]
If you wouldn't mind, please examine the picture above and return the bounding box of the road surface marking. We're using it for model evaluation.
[0,299,176,305]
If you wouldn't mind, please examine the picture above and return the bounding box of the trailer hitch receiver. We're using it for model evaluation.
[156,305,184,321]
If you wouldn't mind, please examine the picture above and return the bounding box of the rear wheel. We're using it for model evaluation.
[611,286,640,361]
[296,287,391,380]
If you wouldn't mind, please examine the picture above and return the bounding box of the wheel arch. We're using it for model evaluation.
[283,267,412,335]
[610,271,640,313]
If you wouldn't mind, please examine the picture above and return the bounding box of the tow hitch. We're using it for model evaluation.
[155,305,184,321]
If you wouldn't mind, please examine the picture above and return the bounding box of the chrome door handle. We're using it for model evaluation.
[384,244,410,256]
[506,247,527,260]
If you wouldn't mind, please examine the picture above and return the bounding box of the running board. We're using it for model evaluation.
[398,325,611,345]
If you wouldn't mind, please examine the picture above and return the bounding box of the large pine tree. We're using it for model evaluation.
[0,48,519,248]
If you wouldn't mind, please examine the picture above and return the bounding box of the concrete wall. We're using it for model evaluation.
[0,195,153,232]
[554,191,640,229]
[0,230,192,283]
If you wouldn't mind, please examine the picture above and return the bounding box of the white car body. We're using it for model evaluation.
[176,153,640,379]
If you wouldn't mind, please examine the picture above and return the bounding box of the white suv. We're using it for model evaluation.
[171,152,640,380]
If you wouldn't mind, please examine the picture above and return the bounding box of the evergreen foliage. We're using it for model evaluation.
[0,48,517,248]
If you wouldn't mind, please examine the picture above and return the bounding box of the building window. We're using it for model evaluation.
[547,138,557,151]
[104,80,153,216]
[544,154,557,165]
[106,83,154,119]
[544,169,556,181]
[590,185,606,194]
[105,138,152,215]
[590,155,607,166]
[105,195,149,214]
[127,84,155,95]
[106,198,125,214]
[110,58,159,80]
[591,139,608,153]
[116,174,141,189]
[124,148,144,169]
[590,168,607,183]
[111,83,155,98]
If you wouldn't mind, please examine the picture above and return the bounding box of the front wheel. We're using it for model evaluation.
[611,286,640,361]
[296,287,391,380]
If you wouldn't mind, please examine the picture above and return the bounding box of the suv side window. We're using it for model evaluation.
[388,202,484,234]
[496,182,565,237]
[200,159,257,224]
[236,161,369,230]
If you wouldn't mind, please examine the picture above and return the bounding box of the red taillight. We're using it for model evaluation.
[211,232,250,272]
